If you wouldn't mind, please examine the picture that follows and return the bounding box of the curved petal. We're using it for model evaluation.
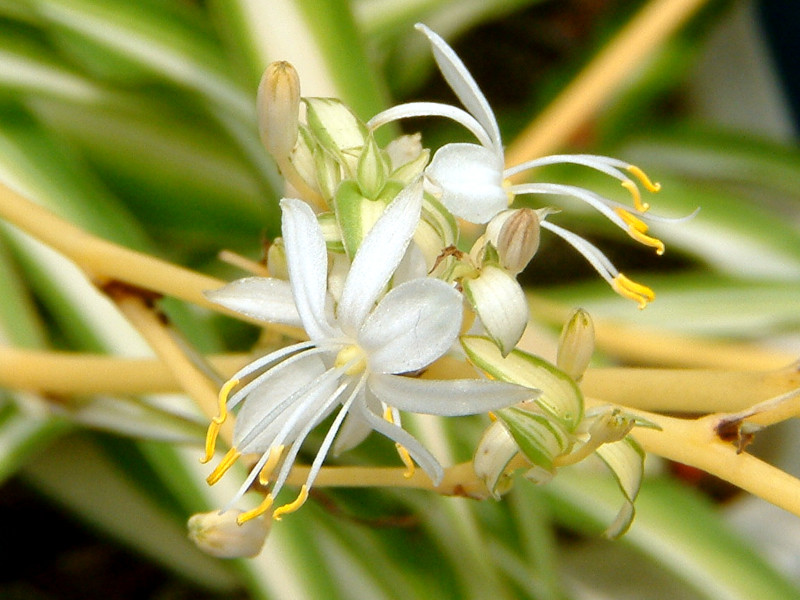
[353,394,444,485]
[204,277,302,327]
[337,180,423,334]
[426,143,507,224]
[359,278,462,374]
[367,101,493,148]
[463,265,528,356]
[369,373,536,416]
[280,198,336,340]
[415,23,501,150]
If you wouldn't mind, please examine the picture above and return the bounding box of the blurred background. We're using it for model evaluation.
[1,0,799,598]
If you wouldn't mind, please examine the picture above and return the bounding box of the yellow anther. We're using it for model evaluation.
[237,494,275,525]
[627,165,661,193]
[612,274,655,310]
[258,445,285,486]
[488,411,497,422]
[383,408,415,477]
[621,180,649,213]
[614,208,665,255]
[206,447,241,485]
[396,443,416,479]
[201,378,239,463]
[272,485,309,520]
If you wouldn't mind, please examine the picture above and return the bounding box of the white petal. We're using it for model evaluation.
[353,394,444,484]
[204,277,302,327]
[280,198,336,340]
[333,387,383,455]
[426,143,507,224]
[337,180,423,333]
[393,242,429,285]
[359,278,462,374]
[367,101,493,148]
[415,24,502,150]
[369,373,535,416]
[234,353,333,453]
[463,265,528,356]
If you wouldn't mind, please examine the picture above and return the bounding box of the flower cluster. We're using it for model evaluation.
[201,24,670,525]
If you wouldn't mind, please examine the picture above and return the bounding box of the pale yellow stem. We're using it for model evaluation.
[505,0,709,170]
[0,181,224,309]
[5,348,798,417]
[582,364,800,413]
[0,348,248,395]
[0,181,305,338]
[113,294,235,446]
[630,410,800,518]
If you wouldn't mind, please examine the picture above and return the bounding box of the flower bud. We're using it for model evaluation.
[257,61,300,160]
[356,134,388,199]
[556,308,595,381]
[473,420,519,499]
[188,509,269,558]
[486,209,540,275]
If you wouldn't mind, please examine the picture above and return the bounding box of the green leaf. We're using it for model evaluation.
[547,474,800,600]
[461,336,584,430]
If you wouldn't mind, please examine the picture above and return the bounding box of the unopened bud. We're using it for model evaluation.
[473,420,519,499]
[356,134,388,199]
[257,61,300,159]
[556,308,595,381]
[188,509,269,558]
[486,209,540,275]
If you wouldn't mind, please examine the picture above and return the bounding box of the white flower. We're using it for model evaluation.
[203,181,534,523]
[368,23,690,308]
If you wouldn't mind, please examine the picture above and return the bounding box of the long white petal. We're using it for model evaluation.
[280,198,336,340]
[426,143,507,224]
[204,277,301,327]
[367,101,493,148]
[463,265,528,356]
[359,278,462,374]
[337,180,423,334]
[353,395,444,484]
[369,373,535,416]
[415,23,501,150]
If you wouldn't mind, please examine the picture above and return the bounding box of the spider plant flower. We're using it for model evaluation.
[367,23,675,308]
[202,181,534,523]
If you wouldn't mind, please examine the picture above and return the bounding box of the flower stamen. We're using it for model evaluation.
[612,274,655,309]
[237,494,275,525]
[206,447,242,485]
[627,165,662,194]
[258,445,286,486]
[273,485,309,520]
[384,408,416,478]
[202,378,239,463]
[614,208,665,255]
